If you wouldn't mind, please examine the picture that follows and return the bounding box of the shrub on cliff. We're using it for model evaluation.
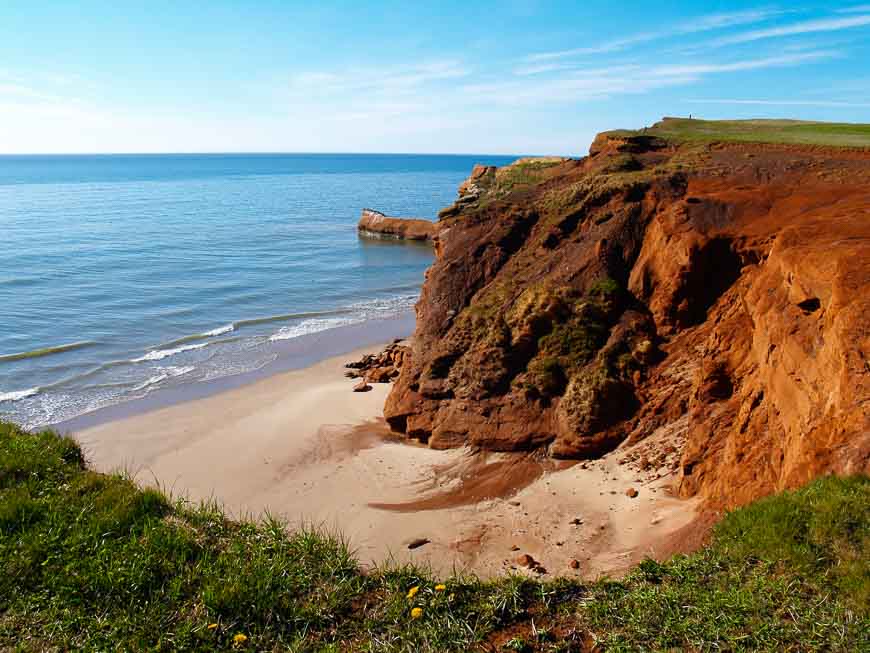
[1,421,867,651]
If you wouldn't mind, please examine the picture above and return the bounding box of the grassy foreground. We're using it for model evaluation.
[610,117,870,148]
[1,421,868,652]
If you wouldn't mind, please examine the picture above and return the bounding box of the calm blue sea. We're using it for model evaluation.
[0,153,516,428]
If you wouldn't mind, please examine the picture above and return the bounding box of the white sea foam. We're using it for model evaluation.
[350,293,419,318]
[130,365,196,393]
[0,387,40,402]
[268,317,360,342]
[165,365,196,377]
[203,324,235,337]
[200,354,277,382]
[265,294,418,343]
[131,374,168,392]
[131,342,209,363]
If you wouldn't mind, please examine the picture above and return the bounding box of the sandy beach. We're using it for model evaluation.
[74,342,699,579]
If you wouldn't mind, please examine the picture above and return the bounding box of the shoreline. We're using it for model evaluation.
[53,310,416,433]
[72,334,699,579]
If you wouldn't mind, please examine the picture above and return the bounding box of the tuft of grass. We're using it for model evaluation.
[1,421,868,651]
[608,117,870,148]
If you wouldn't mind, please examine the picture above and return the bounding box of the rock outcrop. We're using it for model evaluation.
[384,136,870,509]
[358,209,436,241]
[346,341,408,384]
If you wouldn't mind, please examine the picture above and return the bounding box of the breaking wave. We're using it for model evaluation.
[131,343,209,363]
[0,387,40,403]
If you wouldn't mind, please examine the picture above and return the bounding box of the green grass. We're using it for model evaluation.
[608,117,870,148]
[1,420,868,651]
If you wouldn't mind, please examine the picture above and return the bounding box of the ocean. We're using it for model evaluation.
[0,153,517,428]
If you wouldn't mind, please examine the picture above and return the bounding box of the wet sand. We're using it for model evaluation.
[74,343,699,579]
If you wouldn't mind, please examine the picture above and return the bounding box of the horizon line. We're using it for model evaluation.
[0,150,553,158]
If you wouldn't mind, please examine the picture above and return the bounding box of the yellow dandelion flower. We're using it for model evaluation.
[406,585,420,599]
[434,583,446,592]
[207,623,218,630]
[233,633,248,645]
[411,607,424,619]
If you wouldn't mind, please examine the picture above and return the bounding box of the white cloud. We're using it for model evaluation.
[648,50,837,76]
[713,14,870,45]
[289,61,469,96]
[686,98,870,107]
[513,62,641,77]
[466,51,837,106]
[837,4,870,12]
[0,82,82,104]
[524,8,785,64]
[460,74,695,106]
[524,39,644,63]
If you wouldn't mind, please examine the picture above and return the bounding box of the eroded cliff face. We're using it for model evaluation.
[384,134,870,508]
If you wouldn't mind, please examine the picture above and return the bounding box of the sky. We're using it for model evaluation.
[0,1,869,155]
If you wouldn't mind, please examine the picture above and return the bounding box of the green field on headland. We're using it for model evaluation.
[609,117,870,148]
[2,421,868,651]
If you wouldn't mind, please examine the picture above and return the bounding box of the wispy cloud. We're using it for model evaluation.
[467,51,836,106]
[0,81,84,106]
[514,61,641,77]
[290,61,469,95]
[837,4,870,12]
[686,98,870,107]
[647,50,836,76]
[523,8,785,65]
[713,13,870,45]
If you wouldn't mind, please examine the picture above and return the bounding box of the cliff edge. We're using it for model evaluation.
[384,119,870,509]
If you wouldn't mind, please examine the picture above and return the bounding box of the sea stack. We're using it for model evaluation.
[357,208,436,241]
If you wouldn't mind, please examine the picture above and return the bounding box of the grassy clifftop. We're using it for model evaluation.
[1,421,868,651]
[607,117,870,147]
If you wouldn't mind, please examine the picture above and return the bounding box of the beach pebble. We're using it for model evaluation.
[626,488,639,498]
[353,380,372,392]
[569,559,581,570]
[407,538,430,550]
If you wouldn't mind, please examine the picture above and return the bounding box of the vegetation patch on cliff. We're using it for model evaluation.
[607,117,870,147]
[2,422,867,651]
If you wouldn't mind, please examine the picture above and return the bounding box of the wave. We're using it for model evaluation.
[0,341,96,364]
[130,365,195,393]
[235,308,354,329]
[268,316,360,342]
[31,343,222,393]
[0,387,40,403]
[155,310,359,350]
[0,276,40,288]
[266,294,418,343]
[131,342,208,363]
[203,324,234,337]
[377,282,424,294]
[131,374,168,393]
[353,293,418,312]
[158,324,236,348]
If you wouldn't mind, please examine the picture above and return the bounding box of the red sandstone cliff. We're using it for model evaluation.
[384,135,870,509]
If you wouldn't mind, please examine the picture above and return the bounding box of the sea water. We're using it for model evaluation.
[0,153,516,428]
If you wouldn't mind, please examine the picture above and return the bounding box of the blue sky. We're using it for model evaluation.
[1,1,868,154]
